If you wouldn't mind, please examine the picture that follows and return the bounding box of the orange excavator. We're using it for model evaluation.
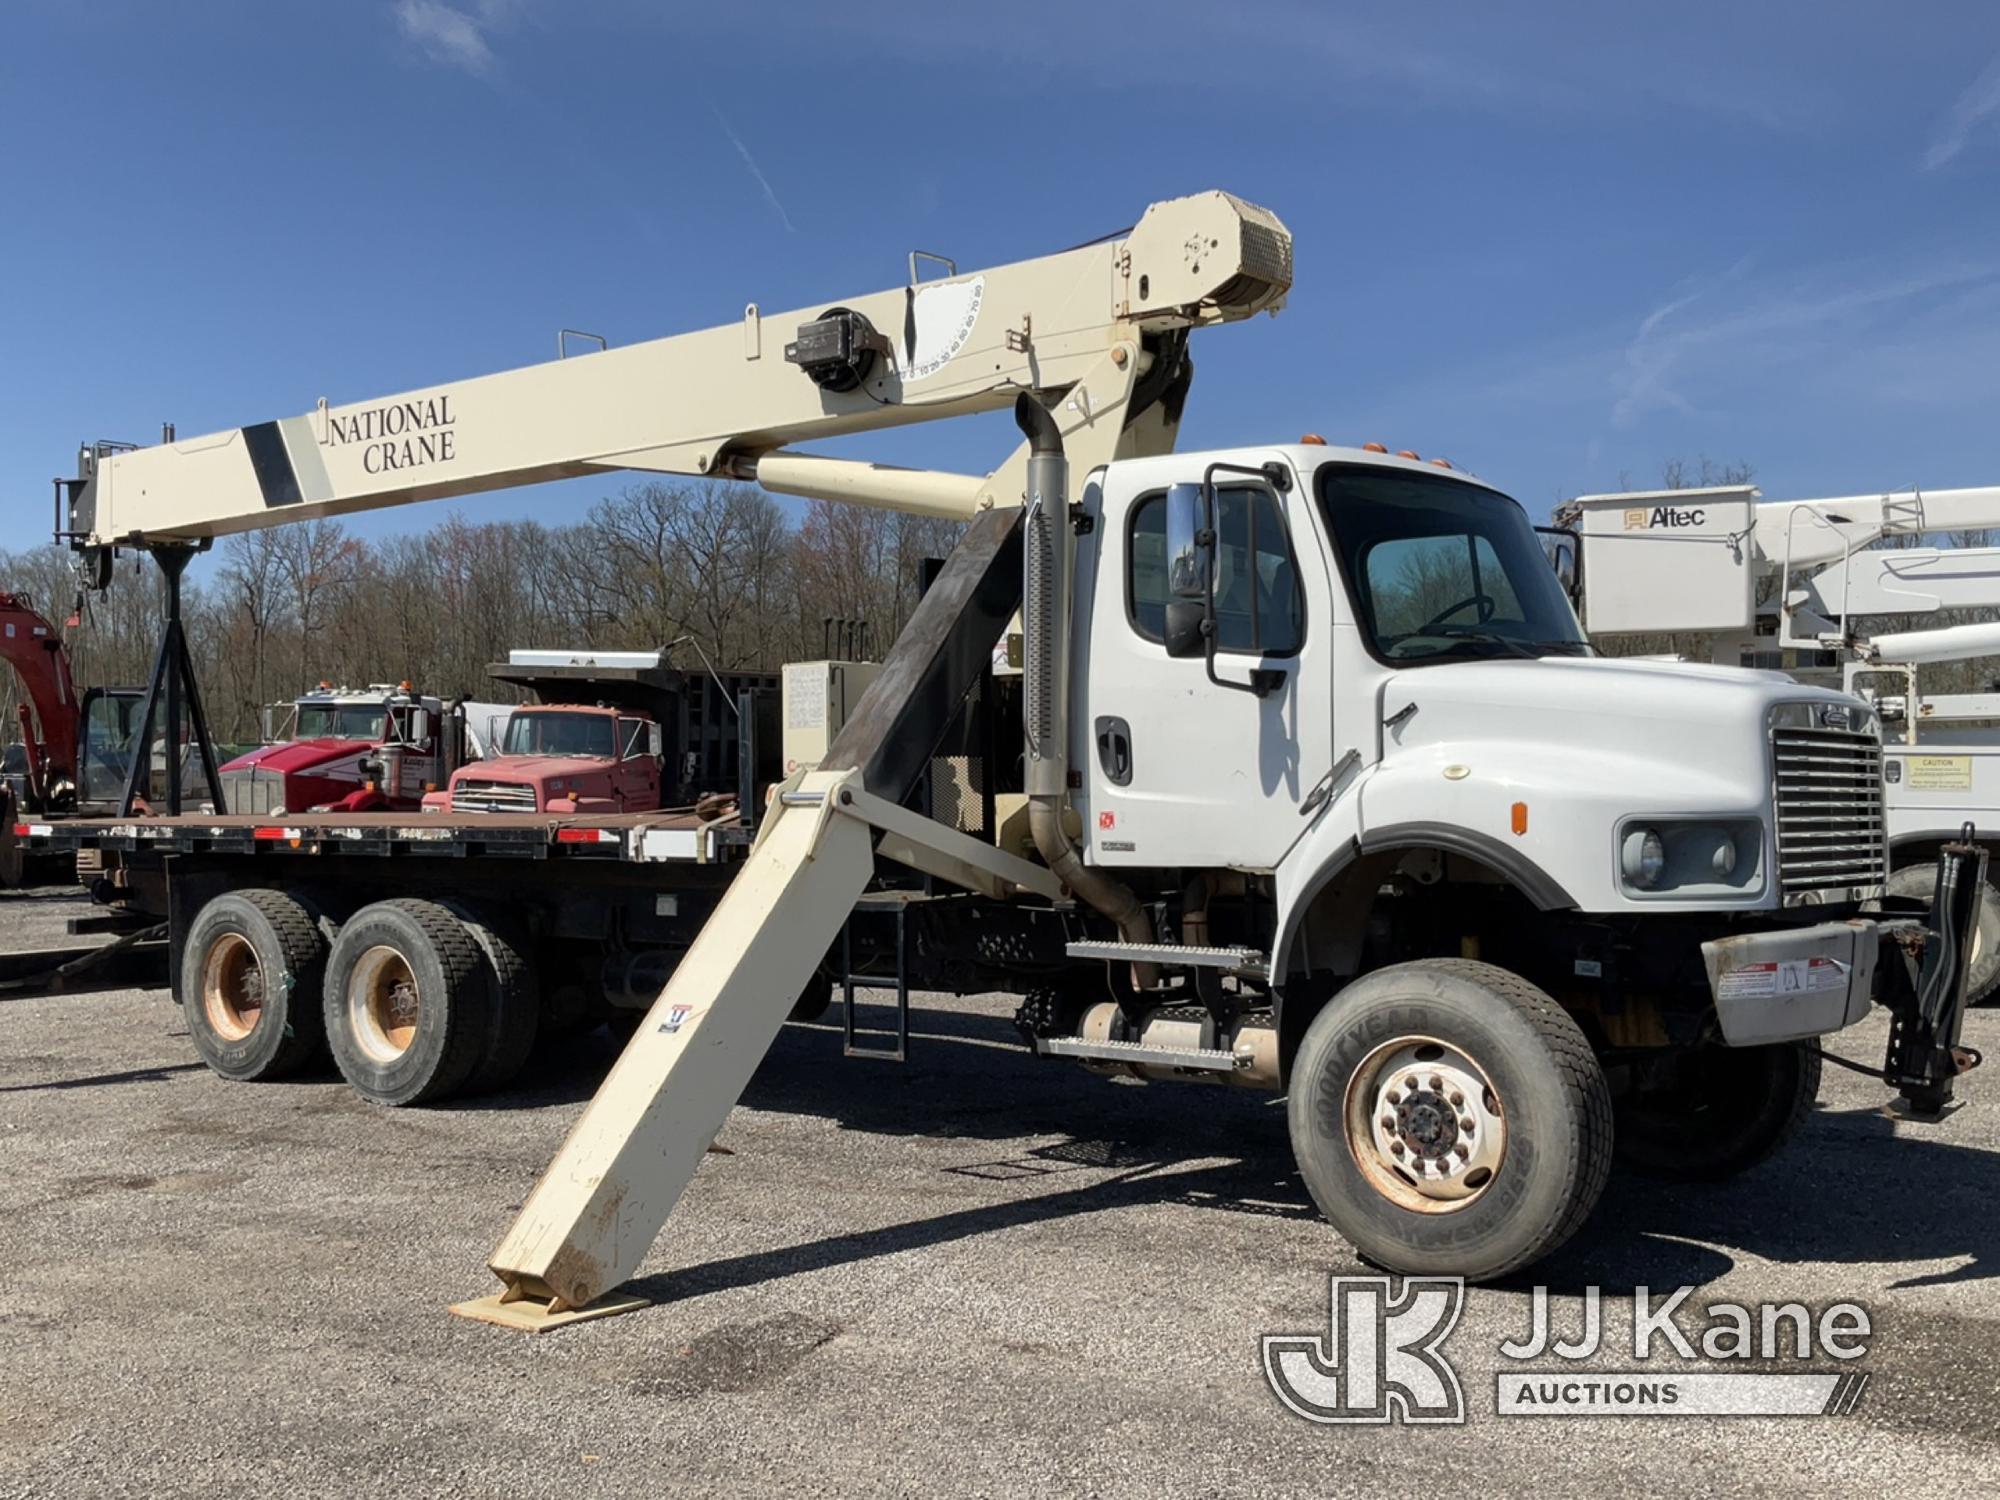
[0,591,80,886]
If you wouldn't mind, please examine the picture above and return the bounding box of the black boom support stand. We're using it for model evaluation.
[120,542,229,817]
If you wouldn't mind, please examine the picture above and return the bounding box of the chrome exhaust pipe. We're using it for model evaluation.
[1014,393,1156,987]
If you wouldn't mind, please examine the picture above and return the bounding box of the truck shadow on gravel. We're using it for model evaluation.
[509,1003,2000,1307]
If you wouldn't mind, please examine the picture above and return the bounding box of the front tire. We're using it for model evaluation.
[1616,1041,1819,1180]
[1287,959,1612,1282]
[182,889,329,1082]
[323,899,492,1106]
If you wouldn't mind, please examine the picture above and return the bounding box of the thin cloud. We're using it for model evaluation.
[712,107,796,234]
[394,0,510,77]
[1612,261,2000,426]
[1923,51,2000,169]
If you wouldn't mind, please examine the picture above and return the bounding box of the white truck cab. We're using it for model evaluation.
[1081,444,1882,913]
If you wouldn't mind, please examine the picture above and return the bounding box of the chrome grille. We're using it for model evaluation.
[220,769,281,816]
[450,779,538,814]
[1772,722,1886,903]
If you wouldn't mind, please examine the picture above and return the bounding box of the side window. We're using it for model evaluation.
[618,718,647,759]
[1129,485,1303,654]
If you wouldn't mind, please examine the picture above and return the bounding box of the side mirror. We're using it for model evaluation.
[1163,601,1207,660]
[1164,482,1212,601]
[647,722,664,759]
[1536,525,1583,612]
[259,706,277,745]
[408,708,431,746]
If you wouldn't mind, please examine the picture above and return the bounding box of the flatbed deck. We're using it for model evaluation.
[10,805,749,866]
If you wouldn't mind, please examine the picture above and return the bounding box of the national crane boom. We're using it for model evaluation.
[60,191,1292,563]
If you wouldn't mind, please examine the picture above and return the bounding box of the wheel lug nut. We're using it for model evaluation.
[1460,1118,1475,1133]
[1390,1141,1405,1156]
[1449,1091,1464,1107]
[1455,1143,1470,1159]
[1384,1090,1399,1106]
[1405,1074,1419,1091]
[1429,1074,1443,1090]
[1381,1115,1397,1131]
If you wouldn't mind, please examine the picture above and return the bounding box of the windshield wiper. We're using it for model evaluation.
[1424,626,1545,660]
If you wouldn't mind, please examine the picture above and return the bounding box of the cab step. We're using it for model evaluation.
[1034,1034,1246,1072]
[1065,939,1268,978]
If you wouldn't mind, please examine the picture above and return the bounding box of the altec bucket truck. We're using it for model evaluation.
[1561,483,2000,1000]
[24,191,1988,1327]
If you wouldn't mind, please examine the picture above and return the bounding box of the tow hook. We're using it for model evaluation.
[1882,824,1988,1115]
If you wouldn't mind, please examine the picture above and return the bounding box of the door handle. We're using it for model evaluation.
[1299,748,1361,818]
[1095,716,1133,786]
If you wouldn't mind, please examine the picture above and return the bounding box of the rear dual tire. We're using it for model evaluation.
[322,898,495,1107]
[182,889,330,1082]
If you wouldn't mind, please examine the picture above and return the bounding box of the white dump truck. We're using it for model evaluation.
[25,190,1984,1328]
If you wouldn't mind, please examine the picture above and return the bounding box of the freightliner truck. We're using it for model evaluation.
[19,190,1986,1327]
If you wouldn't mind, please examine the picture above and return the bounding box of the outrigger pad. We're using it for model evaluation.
[448,1290,651,1333]
[819,503,1024,804]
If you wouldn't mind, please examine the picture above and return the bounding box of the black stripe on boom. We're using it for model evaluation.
[241,422,303,507]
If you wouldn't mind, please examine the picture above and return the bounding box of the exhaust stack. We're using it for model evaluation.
[1014,394,1156,986]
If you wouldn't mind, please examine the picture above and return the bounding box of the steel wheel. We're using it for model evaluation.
[1342,1034,1507,1213]
[349,945,422,1062]
[201,931,265,1042]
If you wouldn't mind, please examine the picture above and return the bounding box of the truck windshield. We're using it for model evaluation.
[295,704,390,740]
[504,712,616,758]
[1318,465,1589,663]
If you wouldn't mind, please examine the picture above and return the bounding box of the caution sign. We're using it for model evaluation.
[1716,956,1847,1000]
[1903,755,1974,791]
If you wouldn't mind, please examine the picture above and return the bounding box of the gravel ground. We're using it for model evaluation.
[2,886,1997,1498]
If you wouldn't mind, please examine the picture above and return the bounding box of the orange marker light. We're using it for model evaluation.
[1430,457,1453,469]
[1300,433,1327,445]
[1362,441,1388,454]
[1396,449,1420,461]
[1511,802,1529,836]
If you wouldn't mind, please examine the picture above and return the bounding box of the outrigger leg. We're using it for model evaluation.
[452,504,1028,1331]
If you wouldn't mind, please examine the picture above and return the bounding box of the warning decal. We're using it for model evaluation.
[1716,956,1847,1000]
[1904,755,1974,791]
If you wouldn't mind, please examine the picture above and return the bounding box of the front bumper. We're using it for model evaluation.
[1702,920,1878,1047]
[1702,830,1988,1113]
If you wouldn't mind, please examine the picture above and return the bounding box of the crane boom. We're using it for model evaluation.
[63,191,1290,555]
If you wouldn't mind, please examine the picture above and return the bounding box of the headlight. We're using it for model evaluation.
[1622,827,1666,888]
[1617,818,1763,897]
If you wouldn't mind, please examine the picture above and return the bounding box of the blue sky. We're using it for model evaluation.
[4,0,1999,558]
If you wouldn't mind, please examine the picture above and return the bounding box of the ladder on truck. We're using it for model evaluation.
[454,503,1061,1329]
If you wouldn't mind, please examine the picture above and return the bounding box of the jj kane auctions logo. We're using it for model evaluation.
[1263,1276,1872,1423]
